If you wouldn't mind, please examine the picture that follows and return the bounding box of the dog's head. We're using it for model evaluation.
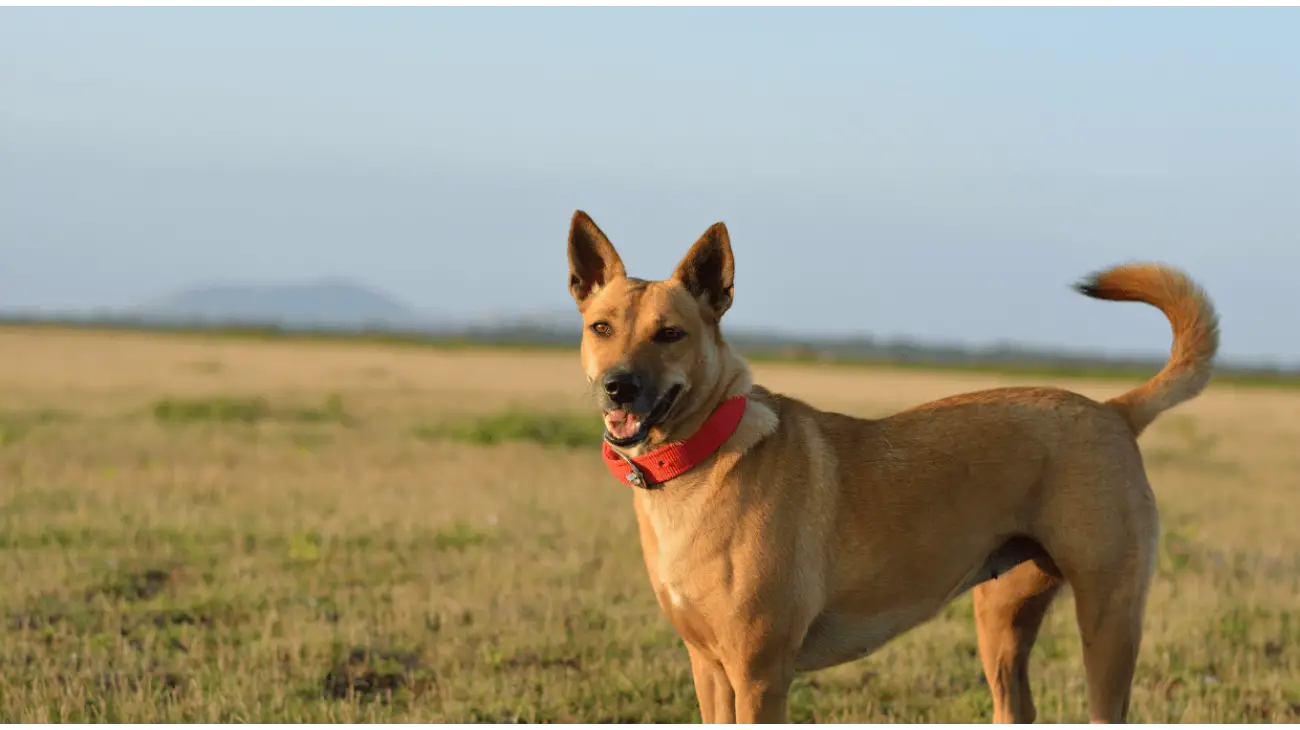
[567,210,736,451]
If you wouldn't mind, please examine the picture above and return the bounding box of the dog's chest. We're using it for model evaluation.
[646,505,696,598]
[638,493,723,611]
[795,607,932,671]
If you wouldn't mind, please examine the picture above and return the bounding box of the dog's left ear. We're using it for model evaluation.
[672,222,734,319]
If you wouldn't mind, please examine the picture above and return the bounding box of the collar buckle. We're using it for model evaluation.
[616,450,648,488]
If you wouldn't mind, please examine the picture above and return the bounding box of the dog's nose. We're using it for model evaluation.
[603,372,642,405]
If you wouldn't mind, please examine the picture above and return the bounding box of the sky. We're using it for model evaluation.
[1,8,1297,365]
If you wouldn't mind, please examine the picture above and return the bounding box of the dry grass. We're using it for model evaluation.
[0,325,1297,722]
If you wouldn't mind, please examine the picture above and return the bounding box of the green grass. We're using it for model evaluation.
[415,409,604,449]
[152,394,351,427]
[0,409,73,446]
[6,520,1295,721]
[152,396,272,424]
[1,331,1298,722]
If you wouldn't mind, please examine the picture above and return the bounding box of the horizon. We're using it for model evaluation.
[3,274,1294,373]
[2,8,1297,364]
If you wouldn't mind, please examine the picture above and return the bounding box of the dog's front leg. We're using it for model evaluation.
[687,645,735,723]
[726,658,794,723]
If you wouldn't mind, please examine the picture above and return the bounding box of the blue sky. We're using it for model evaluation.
[1,8,1297,363]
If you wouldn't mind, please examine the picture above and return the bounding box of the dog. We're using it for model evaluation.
[565,210,1218,723]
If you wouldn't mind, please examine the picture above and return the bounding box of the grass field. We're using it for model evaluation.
[1,325,1297,722]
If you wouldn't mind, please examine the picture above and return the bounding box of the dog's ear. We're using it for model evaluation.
[568,210,626,308]
[672,222,734,319]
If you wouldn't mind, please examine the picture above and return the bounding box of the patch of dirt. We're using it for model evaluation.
[88,567,177,602]
[94,669,186,695]
[321,646,435,701]
[8,571,243,643]
[1238,692,1300,722]
[7,592,81,631]
[137,608,216,629]
[497,652,582,672]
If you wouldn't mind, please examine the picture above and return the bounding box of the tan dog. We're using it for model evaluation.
[566,210,1219,724]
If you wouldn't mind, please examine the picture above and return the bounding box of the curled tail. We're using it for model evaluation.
[1075,262,1220,436]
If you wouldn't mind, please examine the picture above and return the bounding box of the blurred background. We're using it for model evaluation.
[3,7,1297,369]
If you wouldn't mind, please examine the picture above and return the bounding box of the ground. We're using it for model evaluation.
[0,326,1297,722]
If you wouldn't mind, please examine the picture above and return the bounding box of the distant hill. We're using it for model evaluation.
[1,278,1294,378]
[134,278,428,330]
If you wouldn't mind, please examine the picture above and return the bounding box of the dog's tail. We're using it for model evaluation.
[1074,262,1220,437]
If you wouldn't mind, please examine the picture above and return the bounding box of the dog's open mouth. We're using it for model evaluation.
[603,385,683,447]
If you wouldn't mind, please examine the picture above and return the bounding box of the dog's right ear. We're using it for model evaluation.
[567,210,626,308]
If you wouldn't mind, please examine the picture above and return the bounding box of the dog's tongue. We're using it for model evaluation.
[604,410,641,440]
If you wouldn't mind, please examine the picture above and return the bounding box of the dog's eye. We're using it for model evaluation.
[590,322,613,337]
[654,327,686,344]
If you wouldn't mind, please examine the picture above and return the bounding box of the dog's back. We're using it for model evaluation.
[735,263,1220,710]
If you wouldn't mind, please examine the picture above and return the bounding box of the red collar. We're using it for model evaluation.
[602,395,748,488]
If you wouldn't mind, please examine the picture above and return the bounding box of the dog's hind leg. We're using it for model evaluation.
[1047,481,1158,723]
[1068,547,1155,723]
[974,559,1063,723]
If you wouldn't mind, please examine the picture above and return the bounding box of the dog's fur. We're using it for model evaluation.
[566,210,1219,723]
